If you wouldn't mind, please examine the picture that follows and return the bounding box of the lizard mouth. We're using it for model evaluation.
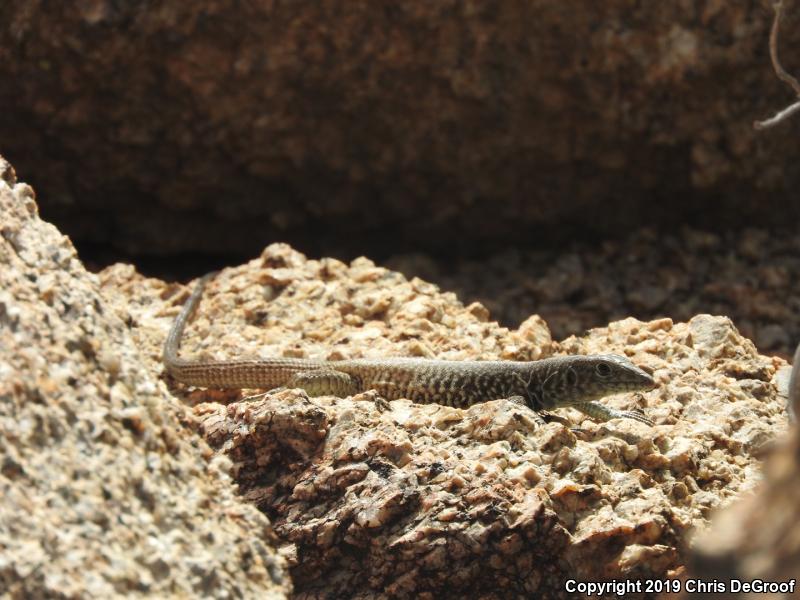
[633,379,656,393]
[632,365,656,390]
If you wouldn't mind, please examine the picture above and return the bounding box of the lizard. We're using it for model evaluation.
[163,273,656,425]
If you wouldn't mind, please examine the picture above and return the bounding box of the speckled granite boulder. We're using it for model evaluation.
[116,243,789,598]
[0,157,290,598]
[678,348,800,598]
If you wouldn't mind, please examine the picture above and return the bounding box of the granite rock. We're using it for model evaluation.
[129,243,790,597]
[0,157,290,598]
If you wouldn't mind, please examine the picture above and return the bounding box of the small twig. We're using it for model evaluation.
[769,1,800,94]
[754,98,800,129]
[755,0,800,130]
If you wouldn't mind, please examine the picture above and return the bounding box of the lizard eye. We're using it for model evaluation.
[595,362,612,378]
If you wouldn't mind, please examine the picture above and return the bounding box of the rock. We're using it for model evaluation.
[682,428,800,598]
[1,153,792,597]
[755,324,791,353]
[393,225,800,359]
[1,4,798,260]
[687,314,757,360]
[680,344,800,597]
[126,238,788,596]
[0,161,290,598]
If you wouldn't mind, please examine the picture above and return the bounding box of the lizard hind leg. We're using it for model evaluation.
[288,369,360,397]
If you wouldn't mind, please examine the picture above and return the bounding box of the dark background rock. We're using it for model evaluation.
[1,1,799,268]
[388,227,800,358]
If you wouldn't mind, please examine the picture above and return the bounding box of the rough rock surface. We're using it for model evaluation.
[389,227,800,359]
[0,158,289,598]
[678,351,800,599]
[1,2,798,260]
[681,427,800,598]
[125,243,789,598]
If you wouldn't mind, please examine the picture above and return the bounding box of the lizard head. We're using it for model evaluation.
[538,354,655,408]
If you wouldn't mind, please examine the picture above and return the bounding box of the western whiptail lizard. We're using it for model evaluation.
[164,274,656,425]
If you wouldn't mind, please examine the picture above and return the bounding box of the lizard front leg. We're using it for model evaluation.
[507,395,547,426]
[574,401,653,426]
